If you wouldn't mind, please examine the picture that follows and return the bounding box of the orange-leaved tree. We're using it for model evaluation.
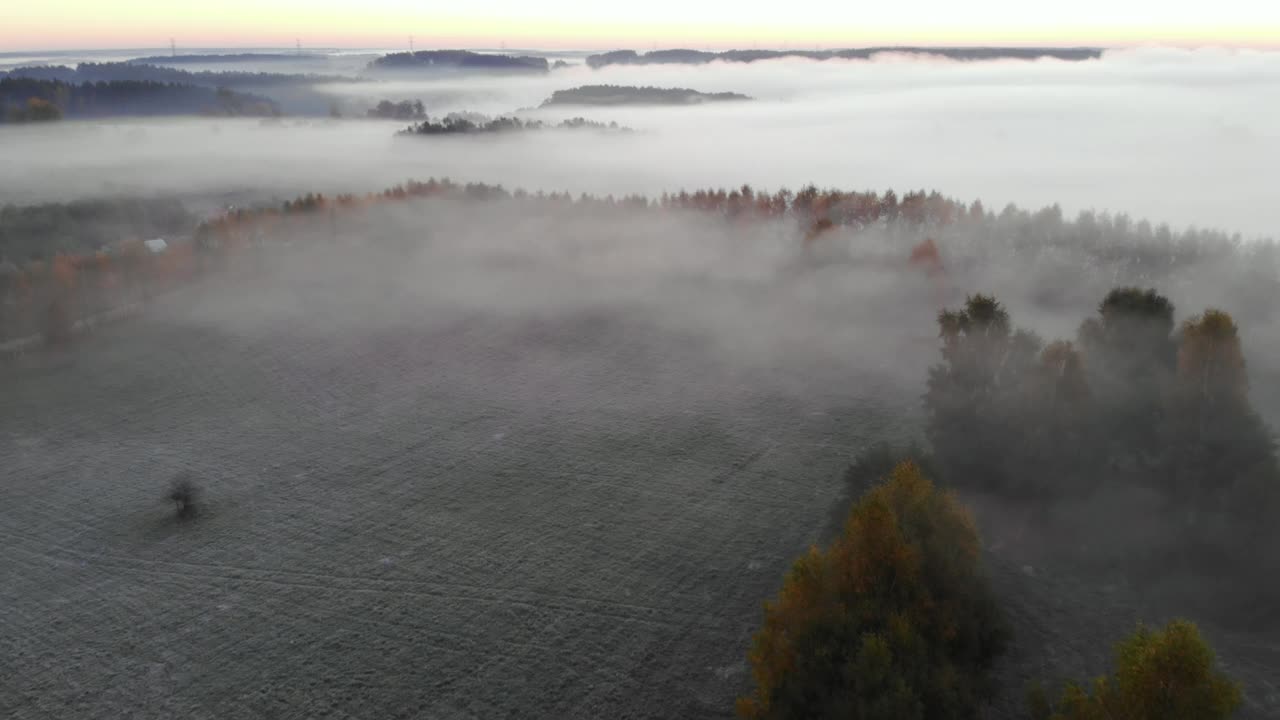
[739,461,1007,720]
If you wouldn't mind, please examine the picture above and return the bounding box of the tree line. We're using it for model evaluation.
[0,77,279,120]
[367,50,550,74]
[541,84,752,106]
[585,47,1103,69]
[367,99,426,120]
[0,61,354,89]
[0,62,363,118]
[0,236,197,344]
[398,114,630,136]
[0,196,193,261]
[739,279,1278,717]
[4,178,1274,356]
[0,197,195,342]
[924,290,1280,605]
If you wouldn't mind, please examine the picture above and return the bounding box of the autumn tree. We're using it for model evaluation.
[1176,309,1248,424]
[739,461,1007,720]
[1164,309,1277,517]
[29,97,62,121]
[1031,620,1241,720]
[6,96,63,122]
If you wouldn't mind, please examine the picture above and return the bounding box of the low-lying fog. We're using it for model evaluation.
[165,194,1280,429]
[2,47,1277,239]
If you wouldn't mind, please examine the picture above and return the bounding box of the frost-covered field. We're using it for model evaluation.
[3,198,1278,718]
[0,219,921,718]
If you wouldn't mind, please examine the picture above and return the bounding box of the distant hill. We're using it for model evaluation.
[0,63,358,116]
[368,50,549,74]
[0,77,279,120]
[130,53,330,65]
[585,46,1103,68]
[541,85,752,107]
[1,62,354,88]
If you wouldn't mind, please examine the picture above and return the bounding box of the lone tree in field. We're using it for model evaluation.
[738,461,1007,720]
[1031,619,1241,720]
[168,475,200,519]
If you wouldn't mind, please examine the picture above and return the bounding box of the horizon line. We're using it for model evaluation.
[10,41,1280,55]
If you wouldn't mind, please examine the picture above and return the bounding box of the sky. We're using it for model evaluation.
[3,0,1279,51]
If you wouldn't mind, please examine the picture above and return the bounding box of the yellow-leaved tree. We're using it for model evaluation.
[1033,619,1241,720]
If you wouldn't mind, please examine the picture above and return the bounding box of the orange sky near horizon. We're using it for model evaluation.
[3,1,1278,51]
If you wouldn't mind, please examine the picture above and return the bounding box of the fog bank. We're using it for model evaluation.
[1,47,1276,239]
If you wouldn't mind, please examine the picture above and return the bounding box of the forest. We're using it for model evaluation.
[367,99,426,120]
[919,289,1280,598]
[0,61,354,88]
[541,85,753,106]
[367,50,551,73]
[741,281,1278,718]
[0,78,279,120]
[0,196,194,261]
[397,113,629,136]
[5,176,1274,355]
[0,62,360,116]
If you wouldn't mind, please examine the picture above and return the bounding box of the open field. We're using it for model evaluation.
[3,200,1277,718]
[0,237,919,718]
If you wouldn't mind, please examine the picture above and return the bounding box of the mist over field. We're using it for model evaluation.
[2,48,1277,238]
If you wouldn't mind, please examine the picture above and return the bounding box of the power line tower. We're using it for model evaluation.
[170,38,176,57]
[409,35,415,53]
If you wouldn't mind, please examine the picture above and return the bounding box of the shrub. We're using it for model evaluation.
[168,476,200,519]
[1031,619,1241,720]
[738,461,1007,720]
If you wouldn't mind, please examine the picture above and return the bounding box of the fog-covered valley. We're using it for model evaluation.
[3,39,1279,720]
[2,47,1277,238]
